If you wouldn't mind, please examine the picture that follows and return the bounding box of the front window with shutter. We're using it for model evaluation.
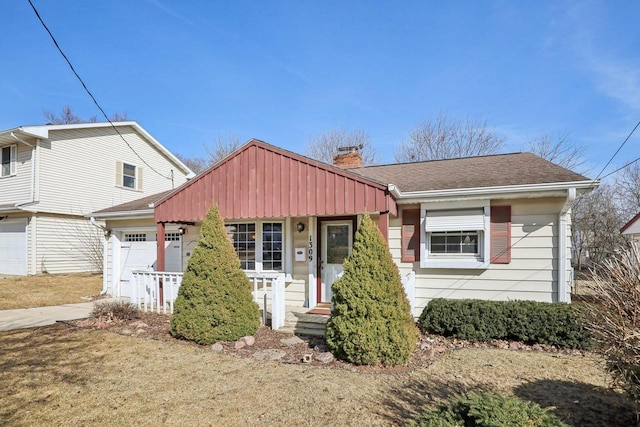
[1,145,16,177]
[116,161,143,191]
[123,163,136,189]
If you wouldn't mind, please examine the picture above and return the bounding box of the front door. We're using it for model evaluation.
[319,220,353,303]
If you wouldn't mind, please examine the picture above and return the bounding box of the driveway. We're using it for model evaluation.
[0,300,113,331]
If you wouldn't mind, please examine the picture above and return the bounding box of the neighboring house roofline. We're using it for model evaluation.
[0,121,195,178]
[621,211,640,234]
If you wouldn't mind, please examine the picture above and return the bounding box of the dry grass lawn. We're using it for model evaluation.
[0,274,102,310]
[0,324,635,426]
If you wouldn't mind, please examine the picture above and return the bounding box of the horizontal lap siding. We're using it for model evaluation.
[37,127,189,216]
[0,143,32,205]
[391,198,566,317]
[155,142,391,222]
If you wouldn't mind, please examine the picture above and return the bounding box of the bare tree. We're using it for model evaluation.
[395,112,505,162]
[572,184,627,269]
[175,135,243,174]
[43,105,128,124]
[305,129,376,166]
[525,133,588,172]
[615,162,640,222]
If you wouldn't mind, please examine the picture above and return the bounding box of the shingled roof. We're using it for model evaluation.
[92,190,173,215]
[350,152,590,193]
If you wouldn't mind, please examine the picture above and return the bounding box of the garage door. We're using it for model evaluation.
[119,232,181,298]
[0,219,28,275]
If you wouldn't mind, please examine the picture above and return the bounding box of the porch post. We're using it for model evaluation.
[379,211,389,243]
[157,222,166,304]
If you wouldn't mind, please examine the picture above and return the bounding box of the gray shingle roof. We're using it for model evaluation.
[92,190,173,214]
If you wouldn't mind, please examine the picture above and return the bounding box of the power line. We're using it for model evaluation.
[27,0,173,181]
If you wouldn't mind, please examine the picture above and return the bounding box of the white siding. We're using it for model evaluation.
[35,215,104,274]
[392,197,570,317]
[0,143,33,205]
[36,126,189,216]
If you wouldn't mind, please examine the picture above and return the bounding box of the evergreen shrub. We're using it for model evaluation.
[419,298,591,349]
[411,392,568,427]
[170,206,260,345]
[325,213,419,366]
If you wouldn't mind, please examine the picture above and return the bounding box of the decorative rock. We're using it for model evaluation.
[315,352,335,364]
[241,336,256,346]
[420,342,431,351]
[509,341,521,350]
[210,343,224,352]
[313,344,328,352]
[435,346,447,354]
[252,349,286,361]
[234,340,246,350]
[120,328,133,335]
[130,321,148,328]
[281,336,305,346]
[425,348,437,359]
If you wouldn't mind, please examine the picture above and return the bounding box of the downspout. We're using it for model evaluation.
[558,188,576,303]
[10,132,36,205]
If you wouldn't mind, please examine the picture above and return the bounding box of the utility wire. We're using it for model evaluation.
[27,0,173,181]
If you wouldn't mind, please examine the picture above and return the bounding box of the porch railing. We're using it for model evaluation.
[132,271,183,314]
[130,271,286,329]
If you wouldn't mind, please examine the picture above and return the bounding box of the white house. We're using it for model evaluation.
[93,140,595,322]
[0,121,193,276]
[621,212,640,249]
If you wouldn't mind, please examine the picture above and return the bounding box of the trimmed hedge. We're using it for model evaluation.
[411,392,568,427]
[418,298,591,349]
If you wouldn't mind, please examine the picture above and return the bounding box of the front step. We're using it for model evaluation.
[266,309,329,336]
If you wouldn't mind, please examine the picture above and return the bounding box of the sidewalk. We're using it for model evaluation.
[0,299,114,331]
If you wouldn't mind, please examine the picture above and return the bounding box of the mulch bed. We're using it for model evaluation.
[67,310,588,374]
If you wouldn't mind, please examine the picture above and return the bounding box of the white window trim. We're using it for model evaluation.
[122,162,137,189]
[226,220,286,274]
[420,201,490,269]
[1,144,17,178]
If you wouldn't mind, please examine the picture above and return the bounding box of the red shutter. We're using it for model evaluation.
[402,208,421,262]
[490,206,511,264]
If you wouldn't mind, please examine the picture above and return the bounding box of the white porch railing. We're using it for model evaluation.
[130,271,287,330]
[132,271,183,314]
[401,271,416,314]
[246,272,286,330]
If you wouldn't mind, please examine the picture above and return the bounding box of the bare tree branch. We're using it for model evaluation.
[175,135,243,174]
[395,113,505,162]
[615,163,640,222]
[305,129,376,166]
[43,105,128,124]
[525,133,588,173]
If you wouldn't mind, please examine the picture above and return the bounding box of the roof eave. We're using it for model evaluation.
[389,180,598,204]
[88,209,155,220]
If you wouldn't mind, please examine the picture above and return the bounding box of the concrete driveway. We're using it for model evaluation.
[0,300,113,331]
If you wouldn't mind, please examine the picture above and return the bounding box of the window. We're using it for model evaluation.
[226,221,283,271]
[123,163,136,189]
[1,145,16,177]
[116,161,143,190]
[124,233,147,242]
[416,204,512,269]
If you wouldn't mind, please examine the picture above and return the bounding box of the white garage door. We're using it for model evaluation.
[0,219,28,275]
[119,232,181,298]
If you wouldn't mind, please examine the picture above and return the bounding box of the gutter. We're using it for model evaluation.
[87,209,155,220]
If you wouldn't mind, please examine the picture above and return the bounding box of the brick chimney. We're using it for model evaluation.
[333,148,363,169]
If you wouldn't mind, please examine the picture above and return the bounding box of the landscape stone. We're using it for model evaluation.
[425,348,437,359]
[234,340,246,350]
[280,336,305,346]
[210,343,224,352]
[313,344,328,352]
[316,352,335,364]
[252,349,286,361]
[509,341,521,350]
[435,346,447,353]
[130,321,148,328]
[242,336,255,346]
[420,342,430,350]
[121,328,132,335]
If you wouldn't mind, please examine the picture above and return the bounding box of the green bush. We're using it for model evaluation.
[170,206,260,345]
[419,298,591,349]
[325,213,419,366]
[411,392,568,427]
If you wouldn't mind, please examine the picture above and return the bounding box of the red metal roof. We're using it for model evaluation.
[154,139,396,223]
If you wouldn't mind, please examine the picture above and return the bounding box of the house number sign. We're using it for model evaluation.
[308,235,313,262]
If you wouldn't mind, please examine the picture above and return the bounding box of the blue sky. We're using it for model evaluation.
[2,1,639,178]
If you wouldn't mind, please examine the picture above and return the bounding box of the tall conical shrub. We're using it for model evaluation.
[170,206,260,344]
[325,213,419,365]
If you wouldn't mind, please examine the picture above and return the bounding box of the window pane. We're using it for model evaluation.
[227,223,256,270]
[326,225,350,264]
[123,163,136,176]
[123,176,135,188]
[1,147,10,176]
[261,222,283,271]
[430,231,479,255]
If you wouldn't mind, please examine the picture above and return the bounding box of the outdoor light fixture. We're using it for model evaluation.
[178,226,187,235]
[103,229,112,238]
[297,222,306,233]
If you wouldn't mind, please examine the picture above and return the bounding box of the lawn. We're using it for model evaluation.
[0,274,102,310]
[0,324,634,426]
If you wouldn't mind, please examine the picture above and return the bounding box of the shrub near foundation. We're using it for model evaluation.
[325,214,419,366]
[419,298,591,349]
[170,206,260,345]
